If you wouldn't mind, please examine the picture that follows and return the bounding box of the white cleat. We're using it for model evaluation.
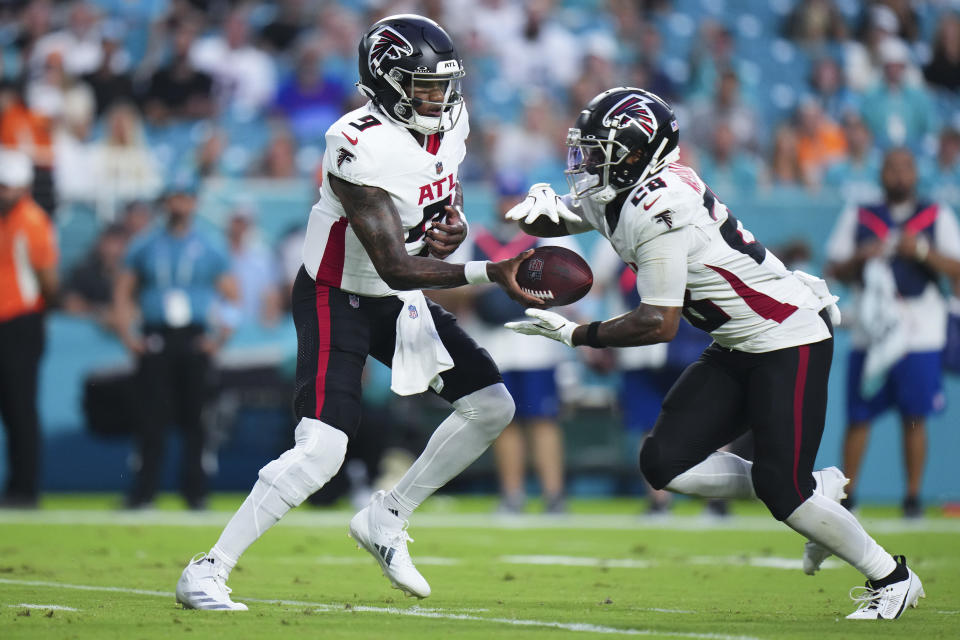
[175,553,248,611]
[846,556,925,620]
[349,490,431,599]
[803,466,850,575]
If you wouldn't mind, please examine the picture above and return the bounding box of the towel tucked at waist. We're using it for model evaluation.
[391,290,455,396]
[793,269,842,326]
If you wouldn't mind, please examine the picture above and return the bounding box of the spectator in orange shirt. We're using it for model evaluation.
[795,98,848,189]
[0,81,56,215]
[0,149,58,508]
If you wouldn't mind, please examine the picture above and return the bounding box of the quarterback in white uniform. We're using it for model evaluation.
[175,15,540,610]
[505,87,924,620]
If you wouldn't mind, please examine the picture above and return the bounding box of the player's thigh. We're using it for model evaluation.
[642,349,748,485]
[891,350,945,418]
[747,338,832,515]
[292,270,370,436]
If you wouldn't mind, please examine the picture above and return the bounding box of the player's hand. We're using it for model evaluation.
[505,183,582,225]
[487,249,547,308]
[504,308,577,347]
[425,205,467,259]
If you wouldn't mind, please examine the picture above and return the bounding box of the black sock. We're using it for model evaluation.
[870,556,908,588]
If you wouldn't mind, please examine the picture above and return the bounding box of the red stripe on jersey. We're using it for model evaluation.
[792,345,810,501]
[314,283,332,417]
[315,216,348,288]
[904,204,939,235]
[706,265,798,323]
[425,134,441,155]
[857,208,890,241]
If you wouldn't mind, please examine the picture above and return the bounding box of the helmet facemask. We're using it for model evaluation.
[565,126,637,204]
[369,61,464,135]
[565,120,678,204]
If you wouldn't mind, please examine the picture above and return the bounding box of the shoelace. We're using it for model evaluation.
[387,522,416,566]
[848,584,882,612]
[190,552,233,596]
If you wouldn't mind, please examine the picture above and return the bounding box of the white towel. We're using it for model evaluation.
[390,290,455,396]
[858,259,908,397]
[793,269,842,326]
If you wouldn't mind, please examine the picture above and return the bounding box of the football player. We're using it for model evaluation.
[505,87,924,620]
[175,14,540,609]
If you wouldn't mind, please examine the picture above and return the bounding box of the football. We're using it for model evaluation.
[515,246,593,307]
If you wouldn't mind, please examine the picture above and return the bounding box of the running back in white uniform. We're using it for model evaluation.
[574,162,831,353]
[302,101,469,297]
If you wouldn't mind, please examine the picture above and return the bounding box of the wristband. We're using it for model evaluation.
[915,236,930,262]
[464,260,492,284]
[585,321,604,348]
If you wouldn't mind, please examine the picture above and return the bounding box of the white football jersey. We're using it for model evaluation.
[302,101,469,297]
[576,163,831,353]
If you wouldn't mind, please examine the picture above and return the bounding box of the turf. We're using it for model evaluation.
[0,495,957,639]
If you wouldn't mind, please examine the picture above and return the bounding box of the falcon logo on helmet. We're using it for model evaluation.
[368,26,414,76]
[602,94,660,140]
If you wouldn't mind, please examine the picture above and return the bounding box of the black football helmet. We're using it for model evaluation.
[565,87,679,203]
[357,14,465,135]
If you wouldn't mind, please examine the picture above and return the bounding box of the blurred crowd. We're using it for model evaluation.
[0,0,954,298]
[1,0,959,511]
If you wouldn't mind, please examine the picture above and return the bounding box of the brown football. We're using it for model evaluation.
[515,246,593,307]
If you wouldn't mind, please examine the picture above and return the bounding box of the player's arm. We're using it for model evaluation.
[506,229,687,347]
[572,230,686,347]
[328,174,542,305]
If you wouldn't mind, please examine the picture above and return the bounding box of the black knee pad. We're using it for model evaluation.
[638,436,671,490]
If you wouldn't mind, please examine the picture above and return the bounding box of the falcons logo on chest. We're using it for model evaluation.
[336,147,355,168]
[653,210,673,228]
[368,26,414,75]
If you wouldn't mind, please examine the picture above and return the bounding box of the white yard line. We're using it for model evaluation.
[7,603,79,611]
[307,603,756,639]
[0,578,759,639]
[1,509,958,534]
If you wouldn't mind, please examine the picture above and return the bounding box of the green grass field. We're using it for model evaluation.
[0,495,957,639]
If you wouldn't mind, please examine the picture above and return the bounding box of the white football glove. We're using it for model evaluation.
[504,308,577,347]
[505,183,582,226]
